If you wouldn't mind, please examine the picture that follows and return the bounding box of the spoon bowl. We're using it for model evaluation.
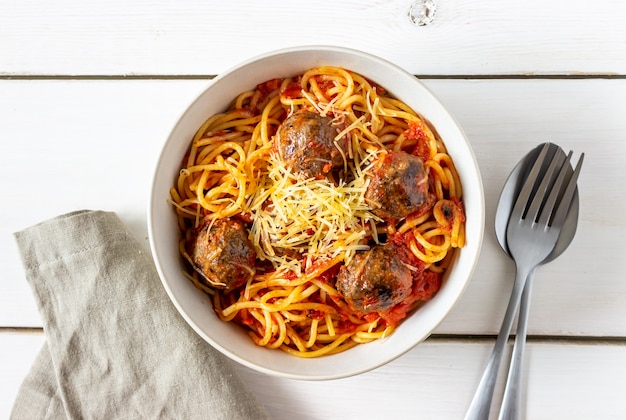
[495,143,579,262]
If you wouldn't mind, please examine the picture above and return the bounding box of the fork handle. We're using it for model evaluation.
[498,268,536,420]
[464,264,533,420]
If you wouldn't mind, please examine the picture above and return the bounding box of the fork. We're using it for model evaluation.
[464,143,584,420]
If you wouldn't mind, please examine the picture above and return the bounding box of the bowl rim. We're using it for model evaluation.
[147,45,485,380]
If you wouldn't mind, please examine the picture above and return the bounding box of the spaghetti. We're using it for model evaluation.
[169,66,465,357]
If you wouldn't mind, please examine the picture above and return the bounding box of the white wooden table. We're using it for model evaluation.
[2,1,626,418]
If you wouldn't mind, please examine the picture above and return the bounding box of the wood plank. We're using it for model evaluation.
[240,339,626,419]
[1,0,625,76]
[428,78,626,337]
[0,79,209,327]
[1,79,625,338]
[2,332,625,419]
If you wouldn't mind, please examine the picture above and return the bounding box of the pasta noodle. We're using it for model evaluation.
[170,66,465,357]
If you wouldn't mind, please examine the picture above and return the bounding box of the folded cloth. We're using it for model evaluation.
[11,210,271,420]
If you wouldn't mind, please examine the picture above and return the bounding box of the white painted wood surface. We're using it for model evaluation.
[1,0,626,76]
[2,79,624,335]
[2,1,626,419]
[2,332,626,419]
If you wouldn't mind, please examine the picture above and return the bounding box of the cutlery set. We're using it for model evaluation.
[465,143,584,420]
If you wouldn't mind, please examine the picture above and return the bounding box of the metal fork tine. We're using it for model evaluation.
[526,148,565,224]
[551,152,584,228]
[537,150,572,226]
[510,143,551,222]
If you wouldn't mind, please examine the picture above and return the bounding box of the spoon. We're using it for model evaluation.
[494,142,580,419]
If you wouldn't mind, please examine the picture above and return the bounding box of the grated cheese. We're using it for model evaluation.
[244,78,396,276]
[248,152,382,276]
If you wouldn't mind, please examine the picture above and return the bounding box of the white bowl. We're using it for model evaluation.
[148,46,484,380]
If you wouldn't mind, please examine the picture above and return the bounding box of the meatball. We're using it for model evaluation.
[191,218,256,292]
[336,244,413,314]
[364,151,431,220]
[275,111,348,178]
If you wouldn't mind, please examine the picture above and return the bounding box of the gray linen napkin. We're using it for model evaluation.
[11,210,271,419]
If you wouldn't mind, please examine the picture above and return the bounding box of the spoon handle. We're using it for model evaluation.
[464,265,531,420]
[498,269,536,420]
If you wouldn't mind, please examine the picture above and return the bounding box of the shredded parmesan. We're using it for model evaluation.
[301,90,326,115]
[248,152,382,276]
[244,77,396,276]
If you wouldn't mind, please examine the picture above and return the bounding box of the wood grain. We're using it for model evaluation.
[2,78,625,336]
[1,0,625,76]
[2,332,625,419]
